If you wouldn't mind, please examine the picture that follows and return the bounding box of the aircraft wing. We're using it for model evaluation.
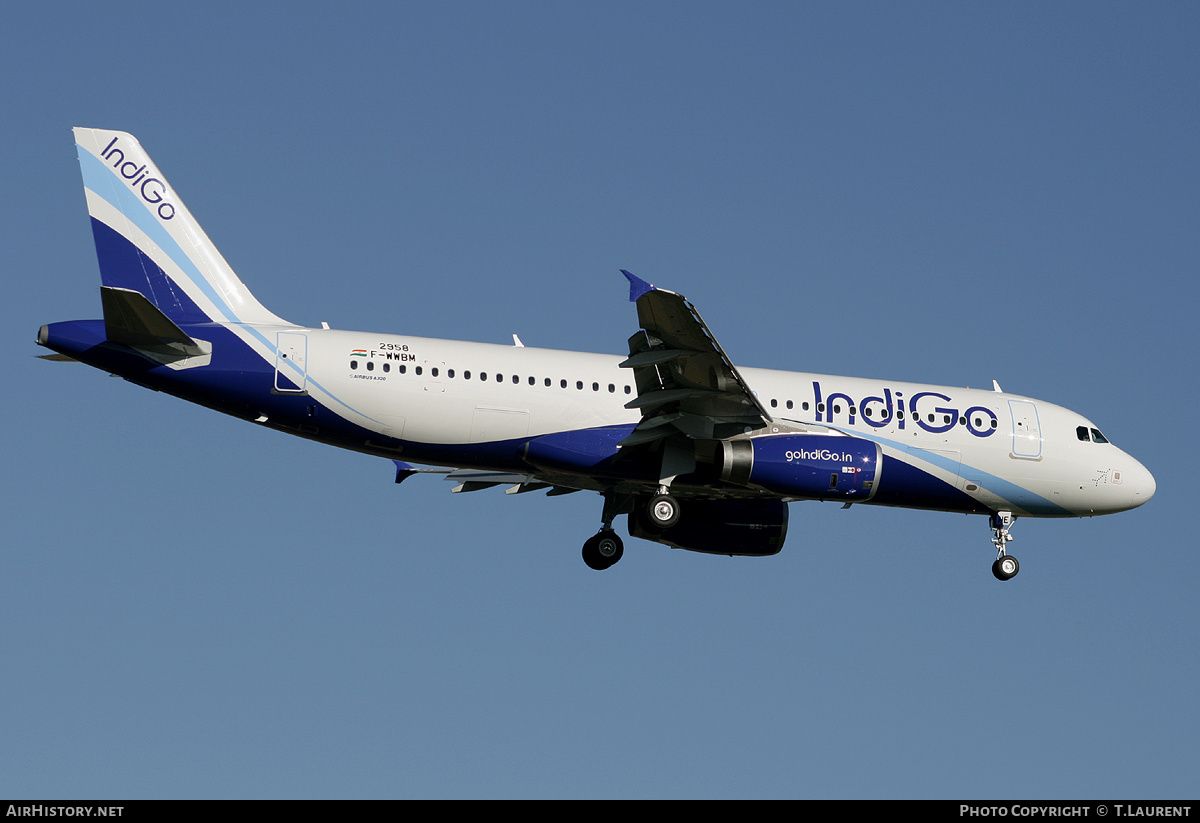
[391,462,579,496]
[618,271,771,447]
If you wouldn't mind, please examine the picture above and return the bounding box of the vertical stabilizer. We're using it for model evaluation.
[73,128,286,326]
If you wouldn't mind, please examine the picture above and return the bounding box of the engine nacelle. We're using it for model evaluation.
[629,498,788,556]
[720,433,881,501]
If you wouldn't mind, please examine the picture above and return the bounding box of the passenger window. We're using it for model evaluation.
[350,360,358,370]
[786,400,793,410]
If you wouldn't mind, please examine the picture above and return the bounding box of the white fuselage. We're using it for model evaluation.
[271,326,1155,519]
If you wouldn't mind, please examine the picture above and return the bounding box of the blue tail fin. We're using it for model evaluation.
[74,128,286,327]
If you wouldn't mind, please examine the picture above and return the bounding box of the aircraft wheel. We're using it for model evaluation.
[992,554,1020,581]
[582,530,623,570]
[647,494,680,529]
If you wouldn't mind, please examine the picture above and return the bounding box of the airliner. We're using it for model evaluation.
[38,128,1156,579]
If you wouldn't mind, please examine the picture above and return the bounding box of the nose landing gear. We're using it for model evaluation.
[990,511,1019,581]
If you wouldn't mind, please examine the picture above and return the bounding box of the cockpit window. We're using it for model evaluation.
[1090,428,1109,444]
[1077,426,1090,442]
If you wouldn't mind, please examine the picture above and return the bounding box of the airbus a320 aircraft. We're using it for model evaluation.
[39,129,1156,579]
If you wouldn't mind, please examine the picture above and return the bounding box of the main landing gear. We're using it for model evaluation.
[581,493,627,571]
[581,489,684,570]
[646,490,680,529]
[989,511,1019,581]
[582,530,623,570]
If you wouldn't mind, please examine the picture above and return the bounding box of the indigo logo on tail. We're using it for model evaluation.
[100,136,176,221]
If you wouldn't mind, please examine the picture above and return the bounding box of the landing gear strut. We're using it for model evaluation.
[989,511,1019,581]
[581,493,627,571]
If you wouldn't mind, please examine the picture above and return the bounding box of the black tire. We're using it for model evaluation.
[582,531,623,570]
[992,555,1019,581]
[646,494,681,530]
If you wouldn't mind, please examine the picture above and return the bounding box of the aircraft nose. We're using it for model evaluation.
[1124,458,1156,509]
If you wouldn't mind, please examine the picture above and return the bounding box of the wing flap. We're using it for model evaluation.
[617,348,698,369]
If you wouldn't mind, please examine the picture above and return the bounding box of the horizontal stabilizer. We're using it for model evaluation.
[101,286,208,358]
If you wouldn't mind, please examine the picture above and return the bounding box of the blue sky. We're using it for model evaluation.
[4,2,1197,798]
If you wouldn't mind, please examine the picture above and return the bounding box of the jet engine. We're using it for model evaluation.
[719,433,881,501]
